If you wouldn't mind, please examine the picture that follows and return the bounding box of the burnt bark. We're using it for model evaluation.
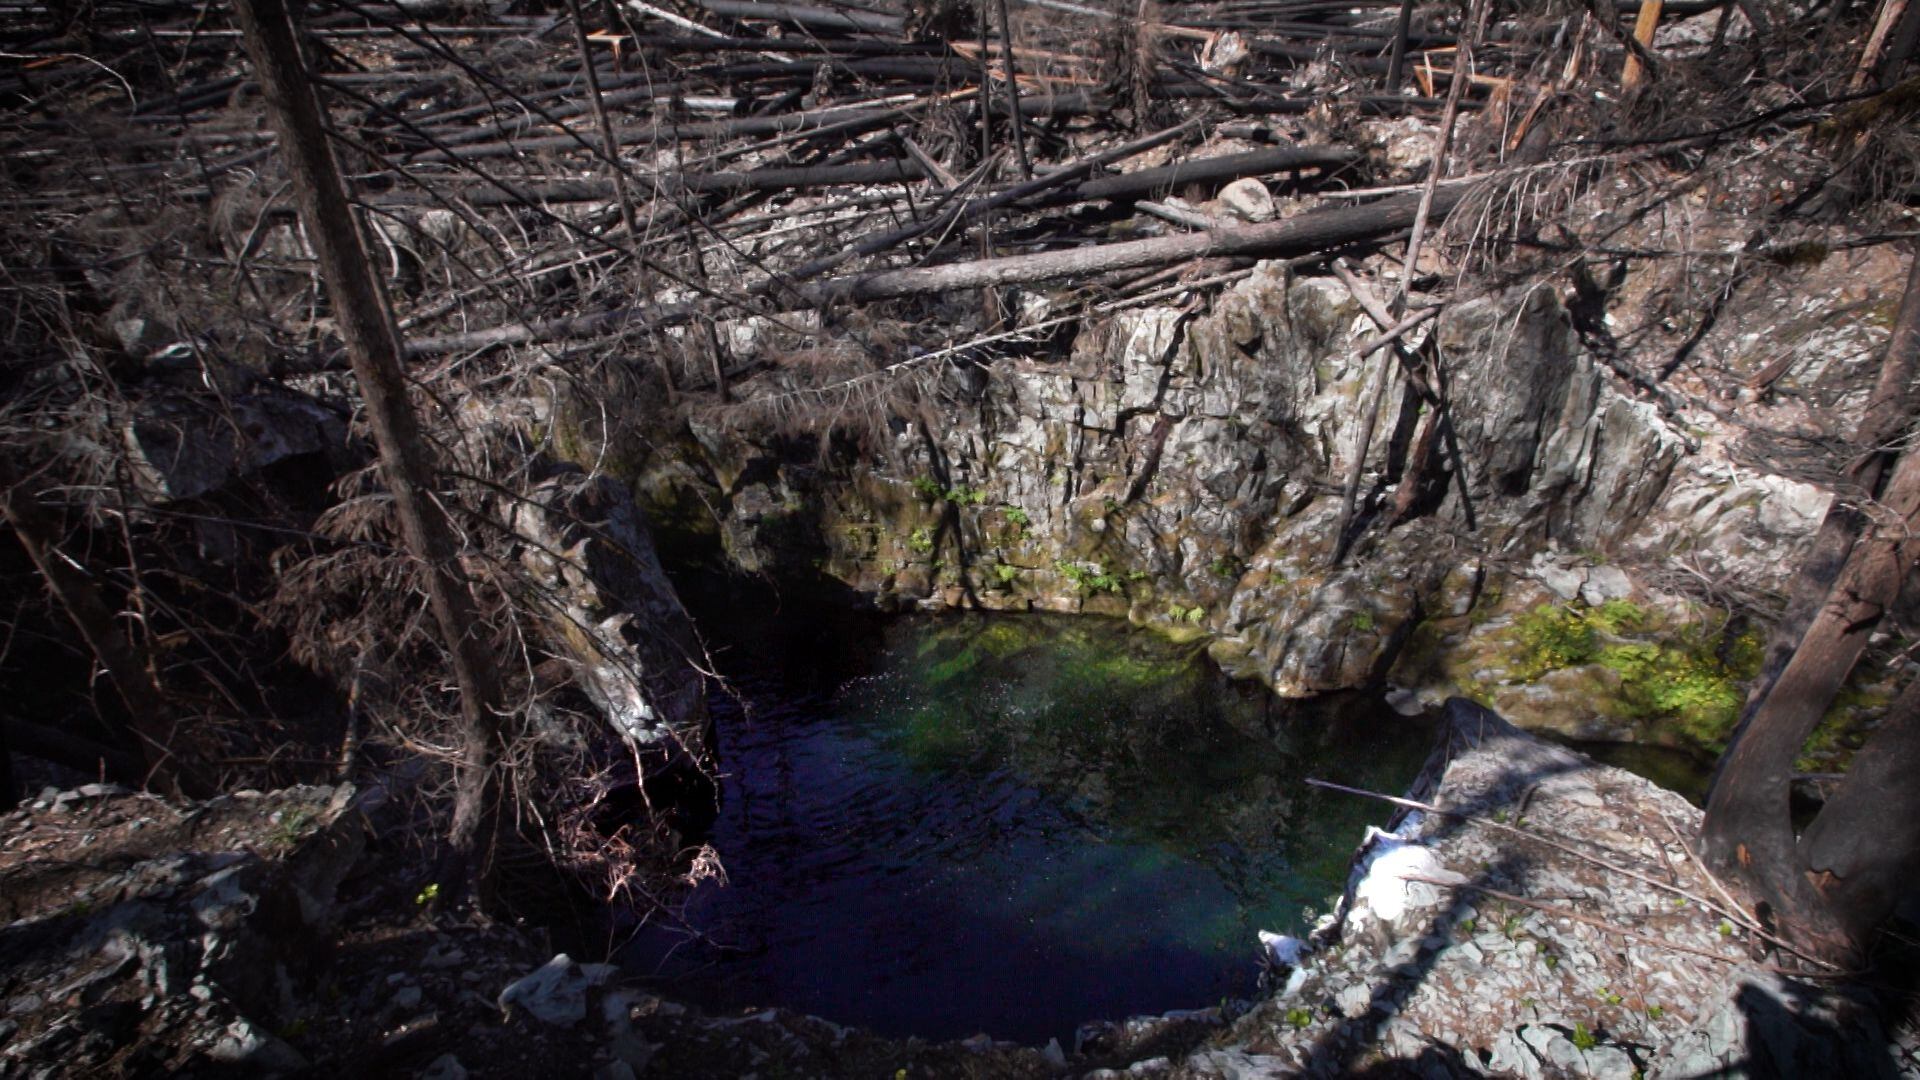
[1796,676,1920,946]
[1743,251,1920,705]
[234,0,506,901]
[808,187,1465,305]
[1701,254,1920,962]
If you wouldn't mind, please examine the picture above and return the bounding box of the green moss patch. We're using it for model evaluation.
[1505,600,1759,753]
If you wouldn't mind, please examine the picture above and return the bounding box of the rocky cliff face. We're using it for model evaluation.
[621,261,1828,709]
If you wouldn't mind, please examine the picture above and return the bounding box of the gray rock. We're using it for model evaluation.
[497,954,616,1027]
[1536,560,1586,601]
[420,1053,469,1080]
[207,1019,307,1073]
[1337,983,1374,1018]
[608,1033,659,1074]
[1580,565,1633,605]
[1214,179,1275,223]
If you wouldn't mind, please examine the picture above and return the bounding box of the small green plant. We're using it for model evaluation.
[1209,556,1241,580]
[1542,953,1559,971]
[993,563,1019,585]
[266,808,314,852]
[1457,917,1476,936]
[1599,987,1624,1006]
[1570,1023,1597,1052]
[945,484,988,507]
[908,527,935,555]
[1003,506,1030,527]
[1645,1005,1665,1021]
[414,882,441,906]
[911,476,943,501]
[1349,610,1376,632]
[1717,920,1734,937]
[1285,1007,1313,1030]
[1055,560,1124,594]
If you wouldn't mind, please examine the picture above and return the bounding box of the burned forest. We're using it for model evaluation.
[2,0,1919,1074]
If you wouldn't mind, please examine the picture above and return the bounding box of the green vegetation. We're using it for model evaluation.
[912,476,989,506]
[1210,556,1242,580]
[1507,600,1761,753]
[993,563,1020,586]
[1055,559,1125,595]
[908,528,936,555]
[265,808,314,853]
[1349,610,1376,633]
[1570,1023,1597,1052]
[1285,1007,1313,1030]
[1003,506,1030,527]
[1167,604,1207,625]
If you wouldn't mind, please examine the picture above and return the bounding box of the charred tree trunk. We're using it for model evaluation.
[233,0,507,901]
[1701,250,1920,962]
[1742,251,1920,704]
[1795,676,1920,943]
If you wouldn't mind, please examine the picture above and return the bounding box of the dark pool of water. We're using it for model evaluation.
[622,612,1433,1045]
[1563,739,1714,806]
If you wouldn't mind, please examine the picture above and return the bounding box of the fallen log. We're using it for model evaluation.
[403,105,903,162]
[368,159,926,208]
[399,185,1470,356]
[1061,144,1356,203]
[690,0,906,35]
[802,186,1467,304]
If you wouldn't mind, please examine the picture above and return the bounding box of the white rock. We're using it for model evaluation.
[498,954,606,1026]
[1215,179,1275,223]
[1579,565,1633,605]
[1351,829,1461,924]
[1256,931,1307,966]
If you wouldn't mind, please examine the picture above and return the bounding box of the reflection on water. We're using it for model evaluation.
[623,613,1433,1045]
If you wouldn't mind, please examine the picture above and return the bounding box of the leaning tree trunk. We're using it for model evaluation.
[233,0,506,901]
[1701,250,1920,962]
[1737,251,1920,709]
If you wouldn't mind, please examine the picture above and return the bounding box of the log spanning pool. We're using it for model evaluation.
[623,613,1433,1045]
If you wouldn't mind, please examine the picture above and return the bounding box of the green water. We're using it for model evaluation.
[626,612,1435,1045]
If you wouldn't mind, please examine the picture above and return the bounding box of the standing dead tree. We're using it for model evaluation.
[233,0,507,901]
